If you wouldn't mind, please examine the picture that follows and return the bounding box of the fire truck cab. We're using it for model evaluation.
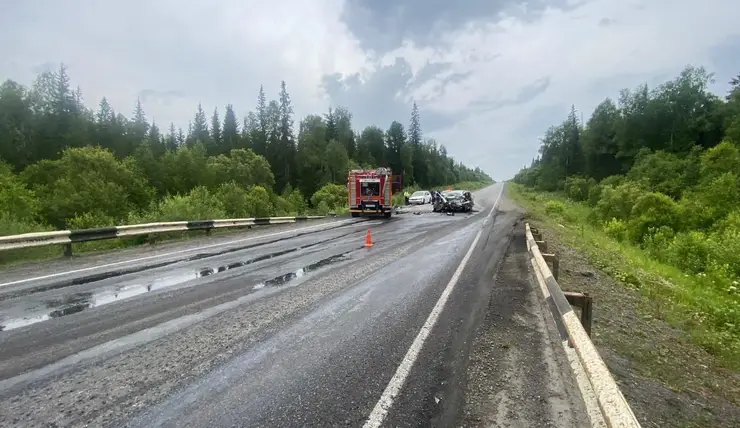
[348,168,400,218]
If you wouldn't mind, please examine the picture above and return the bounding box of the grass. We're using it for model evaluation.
[508,183,740,371]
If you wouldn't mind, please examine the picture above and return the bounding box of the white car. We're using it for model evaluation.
[408,190,432,205]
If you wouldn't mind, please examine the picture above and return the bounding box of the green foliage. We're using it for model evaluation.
[510,184,740,368]
[544,200,566,217]
[20,146,154,228]
[310,183,348,211]
[0,161,39,222]
[154,187,227,221]
[0,63,492,253]
[511,64,740,366]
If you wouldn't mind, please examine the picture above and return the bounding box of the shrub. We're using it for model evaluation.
[564,176,595,202]
[544,200,566,217]
[244,185,273,218]
[311,183,348,211]
[603,218,628,242]
[594,181,645,223]
[627,192,680,243]
[666,231,711,274]
[155,186,227,221]
[215,181,252,218]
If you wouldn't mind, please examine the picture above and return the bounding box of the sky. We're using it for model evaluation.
[1,0,740,181]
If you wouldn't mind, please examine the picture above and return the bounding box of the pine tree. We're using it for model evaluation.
[277,80,296,190]
[253,85,268,156]
[132,98,149,140]
[325,107,337,142]
[210,107,221,154]
[166,123,178,151]
[222,104,239,152]
[408,101,425,185]
[190,102,209,147]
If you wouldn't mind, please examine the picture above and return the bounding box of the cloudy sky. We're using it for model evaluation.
[1,0,739,180]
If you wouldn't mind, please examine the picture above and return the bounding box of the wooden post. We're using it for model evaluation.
[581,292,593,337]
[542,253,559,280]
[63,243,73,258]
[563,291,594,337]
[535,240,547,252]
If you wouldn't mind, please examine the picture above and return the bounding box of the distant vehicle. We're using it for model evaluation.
[408,190,432,205]
[435,190,473,213]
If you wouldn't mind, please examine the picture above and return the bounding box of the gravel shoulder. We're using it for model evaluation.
[520,215,740,427]
[460,212,591,428]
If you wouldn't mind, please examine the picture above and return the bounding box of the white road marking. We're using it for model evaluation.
[363,185,504,428]
[0,219,368,288]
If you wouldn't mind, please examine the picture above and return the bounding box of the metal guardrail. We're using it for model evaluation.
[0,216,326,257]
[525,222,642,428]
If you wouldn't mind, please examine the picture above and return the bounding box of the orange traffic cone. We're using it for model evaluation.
[364,229,374,248]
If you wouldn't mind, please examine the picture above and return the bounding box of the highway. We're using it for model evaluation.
[0,183,592,427]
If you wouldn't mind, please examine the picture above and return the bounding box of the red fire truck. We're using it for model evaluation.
[348,168,401,218]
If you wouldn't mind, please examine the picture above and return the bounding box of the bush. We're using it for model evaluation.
[310,183,347,211]
[215,181,252,218]
[244,185,273,218]
[67,211,117,229]
[627,192,680,243]
[603,218,628,242]
[284,188,308,215]
[154,186,227,221]
[544,200,566,217]
[564,176,595,202]
[594,181,645,223]
[666,231,711,274]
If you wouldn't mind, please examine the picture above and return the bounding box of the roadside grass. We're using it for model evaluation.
[507,183,740,373]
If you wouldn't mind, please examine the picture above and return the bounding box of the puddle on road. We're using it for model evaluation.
[251,253,350,290]
[0,252,352,332]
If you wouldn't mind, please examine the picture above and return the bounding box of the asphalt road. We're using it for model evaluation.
[0,183,591,428]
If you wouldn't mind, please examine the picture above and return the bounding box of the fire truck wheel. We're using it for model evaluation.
[351,212,359,218]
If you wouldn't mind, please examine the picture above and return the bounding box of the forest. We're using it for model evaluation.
[0,64,491,237]
[513,65,740,358]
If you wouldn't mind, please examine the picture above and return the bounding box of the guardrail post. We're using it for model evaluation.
[535,240,547,252]
[205,228,212,236]
[563,291,593,337]
[581,292,593,337]
[542,253,559,280]
[63,243,73,258]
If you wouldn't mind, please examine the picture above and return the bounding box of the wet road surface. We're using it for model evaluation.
[0,183,591,427]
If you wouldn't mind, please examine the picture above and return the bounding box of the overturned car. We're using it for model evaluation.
[433,190,474,213]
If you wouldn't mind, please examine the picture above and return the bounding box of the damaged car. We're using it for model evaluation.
[433,190,474,213]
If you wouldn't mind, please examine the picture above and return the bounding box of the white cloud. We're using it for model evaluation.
[380,0,740,178]
[0,0,371,129]
[1,0,739,180]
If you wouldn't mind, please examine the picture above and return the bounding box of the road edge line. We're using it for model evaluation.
[362,185,503,428]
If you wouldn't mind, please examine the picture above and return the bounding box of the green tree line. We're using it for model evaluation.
[0,64,491,236]
[513,65,740,350]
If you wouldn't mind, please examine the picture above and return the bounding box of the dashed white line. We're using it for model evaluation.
[362,185,503,428]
